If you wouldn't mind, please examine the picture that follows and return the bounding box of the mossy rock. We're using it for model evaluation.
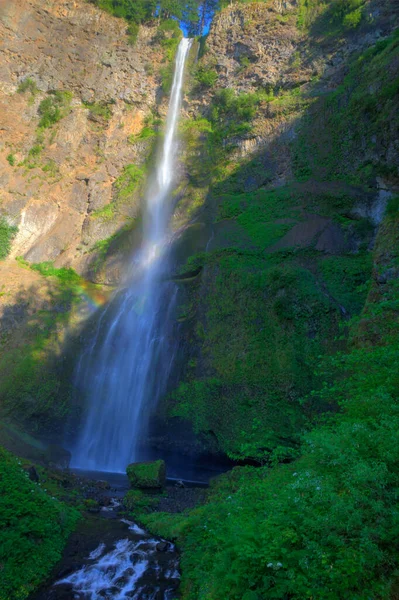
[126,459,166,489]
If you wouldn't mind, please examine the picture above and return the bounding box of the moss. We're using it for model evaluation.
[291,31,399,185]
[0,447,79,600]
[124,489,159,513]
[171,250,342,459]
[0,261,83,426]
[126,460,166,489]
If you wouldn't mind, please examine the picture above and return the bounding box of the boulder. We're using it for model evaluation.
[126,459,166,489]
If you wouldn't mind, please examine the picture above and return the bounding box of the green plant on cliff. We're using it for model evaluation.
[38,91,73,129]
[0,218,17,260]
[0,447,79,600]
[0,261,82,424]
[292,29,399,185]
[194,65,218,88]
[17,77,38,97]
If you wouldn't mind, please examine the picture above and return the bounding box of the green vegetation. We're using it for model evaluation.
[0,260,83,425]
[127,22,139,45]
[38,91,73,129]
[17,77,38,96]
[0,218,17,260]
[0,447,79,600]
[297,0,366,31]
[115,163,145,201]
[127,460,166,489]
[142,208,399,600]
[83,100,113,120]
[28,261,82,285]
[194,65,218,88]
[6,153,16,166]
[292,30,399,185]
[87,0,214,34]
[124,489,159,513]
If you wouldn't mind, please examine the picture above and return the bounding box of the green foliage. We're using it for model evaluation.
[386,195,399,217]
[38,91,72,129]
[29,261,81,285]
[17,78,38,96]
[6,153,16,166]
[166,212,399,598]
[129,126,157,144]
[0,260,82,422]
[127,21,139,45]
[0,218,17,260]
[194,65,218,88]
[319,253,372,315]
[0,447,79,600]
[171,249,340,458]
[297,0,365,31]
[124,489,159,513]
[83,101,112,120]
[291,30,399,184]
[210,88,260,141]
[115,163,145,201]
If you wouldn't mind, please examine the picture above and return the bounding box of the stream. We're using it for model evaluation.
[30,491,181,600]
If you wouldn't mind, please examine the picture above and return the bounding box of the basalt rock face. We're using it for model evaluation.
[157,0,399,460]
[0,0,165,285]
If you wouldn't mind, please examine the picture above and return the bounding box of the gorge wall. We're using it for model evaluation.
[1,0,399,598]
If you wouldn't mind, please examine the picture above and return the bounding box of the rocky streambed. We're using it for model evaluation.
[30,499,180,600]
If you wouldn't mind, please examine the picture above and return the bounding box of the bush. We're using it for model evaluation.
[195,66,218,88]
[38,91,72,129]
[127,22,139,45]
[0,447,79,600]
[6,153,16,166]
[17,77,38,95]
[0,218,17,259]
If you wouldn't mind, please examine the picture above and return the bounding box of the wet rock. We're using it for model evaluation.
[156,541,169,552]
[126,459,166,489]
[44,445,71,468]
[27,465,39,482]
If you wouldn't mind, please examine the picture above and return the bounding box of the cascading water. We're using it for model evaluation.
[72,38,192,473]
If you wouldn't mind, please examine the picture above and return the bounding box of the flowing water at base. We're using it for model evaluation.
[31,508,180,600]
[56,523,179,600]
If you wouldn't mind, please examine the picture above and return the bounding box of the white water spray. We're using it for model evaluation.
[72,38,192,472]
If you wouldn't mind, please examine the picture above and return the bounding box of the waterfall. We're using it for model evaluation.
[72,38,192,473]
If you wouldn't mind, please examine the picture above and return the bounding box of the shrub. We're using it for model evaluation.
[17,77,38,95]
[38,90,72,129]
[0,447,79,600]
[127,22,139,45]
[0,218,17,259]
[195,66,218,88]
[6,153,16,166]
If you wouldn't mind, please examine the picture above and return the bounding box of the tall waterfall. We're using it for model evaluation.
[72,38,192,473]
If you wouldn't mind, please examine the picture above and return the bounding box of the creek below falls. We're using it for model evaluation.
[29,470,214,600]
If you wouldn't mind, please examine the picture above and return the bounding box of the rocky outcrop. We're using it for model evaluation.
[0,0,169,283]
